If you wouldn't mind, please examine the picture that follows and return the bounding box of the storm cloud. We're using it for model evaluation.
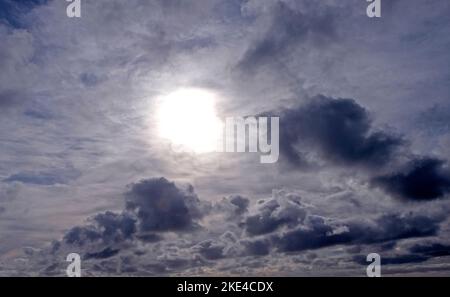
[373,158,450,201]
[63,177,206,250]
[64,211,136,247]
[125,178,204,232]
[276,95,404,168]
[353,242,450,266]
[244,194,306,235]
[275,213,441,252]
[14,176,450,276]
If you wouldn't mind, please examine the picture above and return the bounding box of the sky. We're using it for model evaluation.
[0,0,450,276]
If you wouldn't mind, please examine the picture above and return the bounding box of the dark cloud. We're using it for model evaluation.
[415,104,450,135]
[276,95,403,168]
[381,254,429,265]
[135,233,162,243]
[0,0,48,28]
[363,213,441,243]
[229,195,249,215]
[193,240,226,260]
[240,191,443,255]
[64,211,136,246]
[373,158,450,201]
[85,247,120,260]
[244,195,306,236]
[275,213,440,252]
[20,177,450,275]
[213,195,250,219]
[62,177,206,251]
[125,178,204,232]
[91,212,137,241]
[1,0,450,277]
[225,191,446,262]
[409,243,450,257]
[238,1,336,72]
[275,96,450,204]
[353,242,450,266]
[63,226,102,246]
[242,238,271,256]
[275,215,346,252]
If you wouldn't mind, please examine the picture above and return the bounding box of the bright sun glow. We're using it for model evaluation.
[157,88,223,153]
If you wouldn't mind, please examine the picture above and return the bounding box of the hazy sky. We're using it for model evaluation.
[1,0,450,276]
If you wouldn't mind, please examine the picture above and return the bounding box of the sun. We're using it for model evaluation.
[157,88,223,153]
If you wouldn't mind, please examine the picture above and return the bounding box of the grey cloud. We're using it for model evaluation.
[63,211,136,247]
[244,195,307,235]
[275,95,404,168]
[361,213,441,243]
[239,1,336,72]
[275,212,441,252]
[353,254,429,266]
[57,177,207,260]
[213,195,249,219]
[0,90,22,108]
[0,0,48,28]
[229,195,249,214]
[226,189,445,257]
[14,179,450,276]
[274,95,450,204]
[409,242,450,258]
[242,238,271,256]
[353,241,450,266]
[192,240,226,260]
[61,177,206,254]
[85,247,120,260]
[190,230,244,261]
[373,158,450,201]
[63,226,102,246]
[91,212,137,241]
[125,178,204,232]
[135,233,162,243]
[239,190,443,257]
[274,215,345,252]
